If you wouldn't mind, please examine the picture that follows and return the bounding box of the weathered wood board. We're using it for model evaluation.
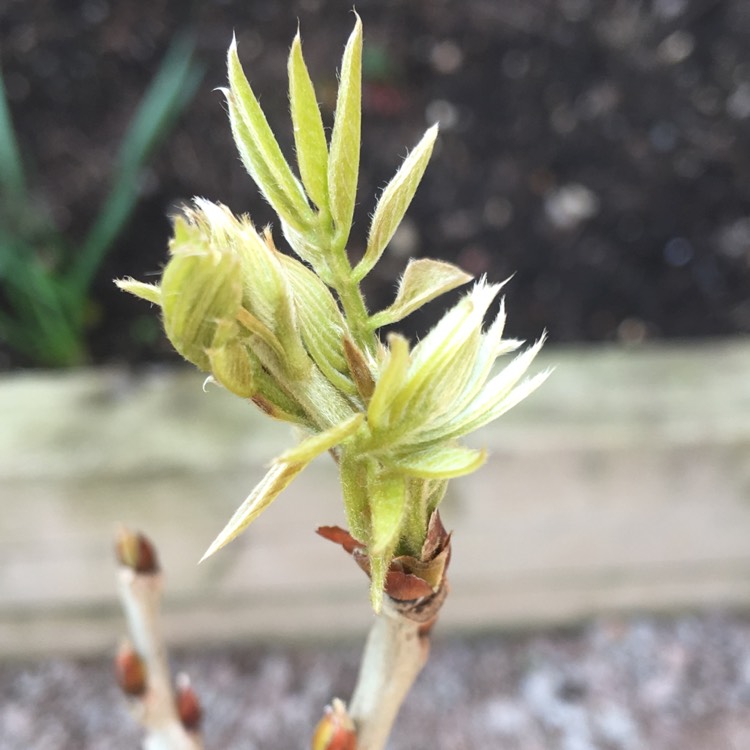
[2,339,750,656]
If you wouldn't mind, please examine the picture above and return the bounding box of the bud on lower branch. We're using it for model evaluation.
[312,698,357,750]
[115,641,147,696]
[115,528,159,574]
[176,673,202,732]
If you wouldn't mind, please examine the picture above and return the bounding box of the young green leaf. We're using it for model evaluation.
[368,258,472,329]
[206,329,258,399]
[369,468,407,555]
[201,461,306,561]
[367,333,411,432]
[115,278,162,306]
[340,452,372,545]
[327,15,362,246]
[355,125,439,280]
[288,32,329,213]
[385,443,486,479]
[277,412,363,464]
[420,338,550,443]
[368,551,389,613]
[279,253,356,395]
[227,38,314,231]
[202,413,363,561]
[343,336,375,400]
[160,247,242,372]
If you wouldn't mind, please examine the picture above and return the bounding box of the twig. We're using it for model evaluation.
[115,529,203,750]
[348,586,446,750]
[315,513,451,750]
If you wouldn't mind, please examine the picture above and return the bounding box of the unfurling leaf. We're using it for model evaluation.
[279,254,356,395]
[368,258,472,329]
[227,39,313,232]
[355,124,439,281]
[367,333,410,432]
[327,14,362,246]
[161,239,242,372]
[288,32,329,212]
[206,324,257,399]
[439,336,547,437]
[201,414,364,560]
[114,278,162,306]
[340,452,371,544]
[201,462,305,561]
[391,281,500,421]
[385,443,487,479]
[369,468,407,554]
[277,412,363,464]
[343,336,375,400]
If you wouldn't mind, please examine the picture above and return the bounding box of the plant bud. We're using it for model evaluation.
[206,320,258,398]
[311,699,356,750]
[175,673,202,732]
[161,214,243,372]
[115,642,147,696]
[115,528,159,574]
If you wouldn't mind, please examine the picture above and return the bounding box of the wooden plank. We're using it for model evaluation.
[1,340,750,656]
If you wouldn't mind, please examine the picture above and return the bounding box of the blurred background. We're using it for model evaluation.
[2,0,750,368]
[3,2,750,749]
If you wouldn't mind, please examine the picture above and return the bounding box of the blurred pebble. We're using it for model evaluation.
[483,196,513,228]
[481,698,530,736]
[594,704,640,749]
[388,218,419,258]
[560,0,593,23]
[425,99,459,130]
[617,317,648,343]
[576,81,620,119]
[663,237,693,267]
[693,86,722,116]
[658,31,695,64]
[456,244,491,275]
[649,121,679,152]
[81,0,110,25]
[440,209,475,241]
[551,104,578,134]
[716,217,750,259]
[430,40,463,74]
[545,183,600,230]
[654,0,688,20]
[502,49,531,80]
[726,82,750,119]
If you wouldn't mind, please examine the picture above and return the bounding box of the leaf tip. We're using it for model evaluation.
[199,529,231,563]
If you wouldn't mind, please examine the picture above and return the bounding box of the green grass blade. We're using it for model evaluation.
[70,34,203,293]
[0,66,27,200]
[115,35,201,177]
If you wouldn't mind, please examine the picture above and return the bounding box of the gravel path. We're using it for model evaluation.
[3,611,750,749]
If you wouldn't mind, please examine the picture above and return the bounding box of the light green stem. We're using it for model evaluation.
[325,231,377,357]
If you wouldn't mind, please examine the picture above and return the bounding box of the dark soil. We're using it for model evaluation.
[4,613,750,749]
[2,0,750,368]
